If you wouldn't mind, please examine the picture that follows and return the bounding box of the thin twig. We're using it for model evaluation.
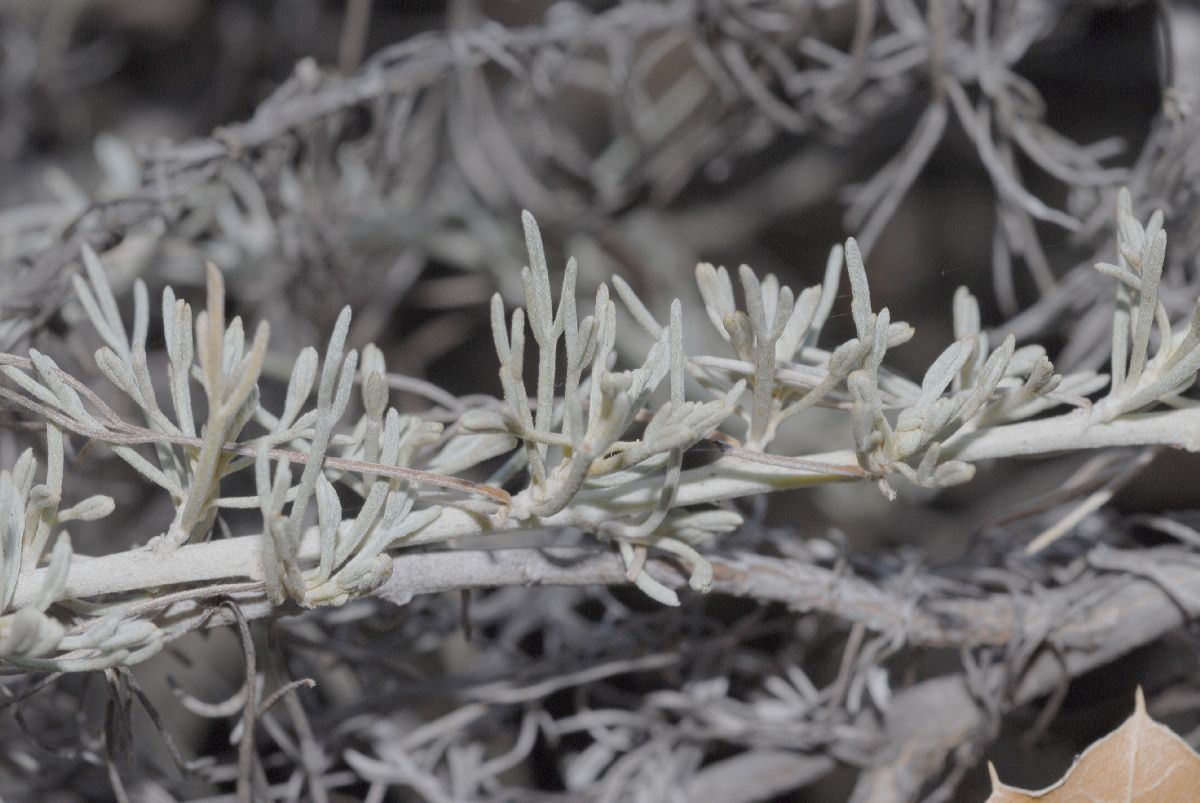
[0,354,511,510]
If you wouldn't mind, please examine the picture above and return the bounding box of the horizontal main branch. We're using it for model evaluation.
[15,404,1200,609]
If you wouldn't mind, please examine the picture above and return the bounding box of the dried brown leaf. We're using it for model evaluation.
[987,688,1200,802]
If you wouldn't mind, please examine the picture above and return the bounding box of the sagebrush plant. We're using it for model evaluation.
[0,189,1197,671]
